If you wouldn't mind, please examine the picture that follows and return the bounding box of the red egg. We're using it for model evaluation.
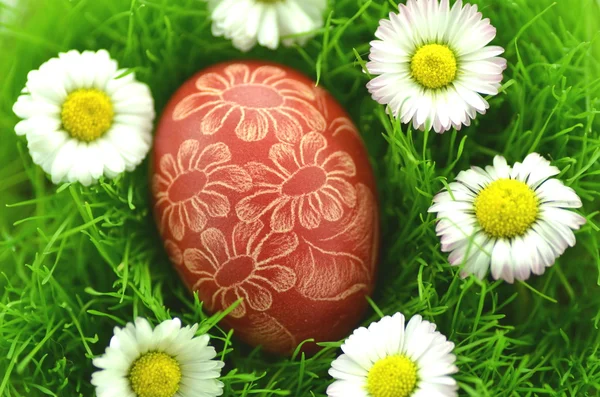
[152,61,379,355]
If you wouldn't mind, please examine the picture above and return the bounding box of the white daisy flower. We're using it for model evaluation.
[91,318,224,397]
[327,312,458,397]
[13,49,155,186]
[207,0,327,52]
[366,0,507,133]
[429,153,587,283]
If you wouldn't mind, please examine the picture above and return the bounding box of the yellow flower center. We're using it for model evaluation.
[61,88,114,142]
[366,355,418,397]
[474,179,539,239]
[128,352,182,397]
[411,44,457,89]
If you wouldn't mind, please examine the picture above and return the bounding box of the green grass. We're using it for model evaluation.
[1,0,599,396]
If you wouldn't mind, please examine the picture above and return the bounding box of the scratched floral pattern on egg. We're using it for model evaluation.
[239,313,297,354]
[172,64,326,143]
[183,220,298,318]
[164,240,183,267]
[288,183,378,301]
[152,61,380,355]
[236,131,358,233]
[153,140,252,240]
[330,116,361,139]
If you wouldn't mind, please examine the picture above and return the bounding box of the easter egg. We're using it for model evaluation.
[152,61,379,355]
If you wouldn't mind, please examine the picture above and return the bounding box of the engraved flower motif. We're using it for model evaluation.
[184,221,298,318]
[164,239,182,267]
[153,140,252,241]
[236,132,357,233]
[240,313,297,355]
[172,63,326,143]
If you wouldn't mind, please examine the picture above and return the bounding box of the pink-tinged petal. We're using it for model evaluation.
[300,131,327,166]
[317,190,343,222]
[283,97,326,132]
[269,143,300,176]
[197,190,230,217]
[196,72,230,92]
[299,195,321,229]
[224,64,251,85]
[200,103,236,135]
[255,265,296,292]
[164,240,182,266]
[159,153,179,180]
[245,162,286,187]
[235,108,269,141]
[251,65,286,84]
[541,208,586,231]
[461,60,505,76]
[222,288,246,318]
[273,78,315,100]
[270,198,296,232]
[325,177,357,207]
[453,83,489,113]
[236,191,283,222]
[254,230,299,264]
[207,165,252,192]
[240,282,272,311]
[169,204,186,240]
[201,228,230,267]
[232,221,264,257]
[322,152,356,177]
[177,139,200,171]
[271,109,303,144]
[196,142,231,171]
[184,199,208,233]
[184,247,218,272]
[172,93,221,120]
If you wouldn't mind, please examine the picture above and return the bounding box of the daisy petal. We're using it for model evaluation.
[14,50,154,186]
[430,152,585,284]
[328,312,457,397]
[366,0,505,133]
[91,317,224,397]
